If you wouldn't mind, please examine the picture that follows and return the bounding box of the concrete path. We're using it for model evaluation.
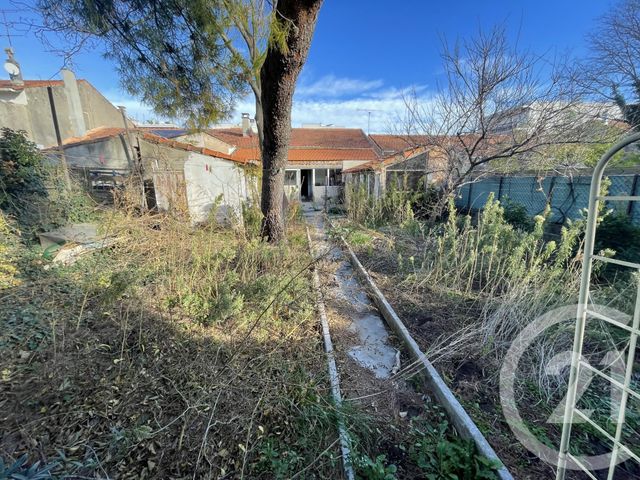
[304,207,398,379]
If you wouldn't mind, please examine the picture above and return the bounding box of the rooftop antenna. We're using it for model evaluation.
[356,109,382,135]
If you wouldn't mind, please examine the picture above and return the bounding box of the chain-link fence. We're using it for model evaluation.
[456,171,640,224]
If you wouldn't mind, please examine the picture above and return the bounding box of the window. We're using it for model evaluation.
[329,169,343,186]
[314,168,327,186]
[285,170,297,186]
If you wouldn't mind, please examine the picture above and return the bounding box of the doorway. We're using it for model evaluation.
[300,169,313,201]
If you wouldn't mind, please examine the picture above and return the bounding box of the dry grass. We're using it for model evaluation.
[0,209,342,479]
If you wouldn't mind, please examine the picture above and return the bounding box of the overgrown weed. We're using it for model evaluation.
[1,205,342,477]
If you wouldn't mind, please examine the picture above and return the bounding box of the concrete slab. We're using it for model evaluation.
[306,210,398,379]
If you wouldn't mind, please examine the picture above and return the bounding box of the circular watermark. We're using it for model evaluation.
[499,304,633,472]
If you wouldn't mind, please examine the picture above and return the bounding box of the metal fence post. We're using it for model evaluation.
[497,176,504,201]
[628,174,639,217]
[467,181,474,211]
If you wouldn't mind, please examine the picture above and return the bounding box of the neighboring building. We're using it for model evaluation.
[49,127,251,223]
[149,119,379,204]
[487,101,626,135]
[0,67,133,149]
[368,134,430,157]
[343,146,445,199]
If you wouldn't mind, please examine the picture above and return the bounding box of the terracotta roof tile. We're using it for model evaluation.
[0,79,89,91]
[55,127,246,164]
[368,134,430,154]
[210,127,374,149]
[227,146,378,163]
[62,127,126,146]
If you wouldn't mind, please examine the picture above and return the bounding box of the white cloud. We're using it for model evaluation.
[230,79,435,133]
[296,75,384,98]
[104,75,436,133]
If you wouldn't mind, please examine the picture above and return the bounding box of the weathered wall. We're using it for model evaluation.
[0,79,131,148]
[139,138,189,175]
[183,153,247,223]
[342,159,370,170]
[174,132,235,154]
[62,136,131,170]
[77,81,134,132]
[0,85,76,148]
[0,90,31,135]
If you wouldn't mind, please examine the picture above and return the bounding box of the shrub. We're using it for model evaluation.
[0,128,46,208]
[595,211,640,274]
[345,181,417,228]
[501,198,535,232]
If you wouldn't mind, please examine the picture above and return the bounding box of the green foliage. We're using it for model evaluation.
[355,454,397,480]
[255,439,304,478]
[242,201,263,238]
[0,128,97,237]
[346,180,418,229]
[0,212,22,288]
[595,211,640,275]
[407,406,500,480]
[38,0,263,127]
[0,128,45,209]
[0,455,58,479]
[426,194,578,296]
[501,198,535,232]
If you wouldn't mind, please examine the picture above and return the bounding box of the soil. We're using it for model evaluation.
[349,233,619,480]
[308,213,453,478]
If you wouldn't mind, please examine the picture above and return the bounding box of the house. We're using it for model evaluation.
[147,117,379,205]
[343,146,444,198]
[368,134,430,157]
[487,102,626,135]
[0,52,133,149]
[49,127,251,223]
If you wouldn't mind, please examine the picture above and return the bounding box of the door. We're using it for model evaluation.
[301,169,312,201]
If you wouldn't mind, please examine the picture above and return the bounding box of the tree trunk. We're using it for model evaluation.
[259,0,323,242]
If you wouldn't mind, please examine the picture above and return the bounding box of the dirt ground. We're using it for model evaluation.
[349,234,618,480]
[309,214,496,478]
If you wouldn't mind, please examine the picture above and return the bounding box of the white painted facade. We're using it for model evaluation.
[183,153,247,223]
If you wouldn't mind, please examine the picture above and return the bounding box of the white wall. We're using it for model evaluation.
[183,152,247,223]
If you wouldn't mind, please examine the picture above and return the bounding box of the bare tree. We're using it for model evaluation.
[219,0,270,148]
[397,26,603,218]
[581,0,640,127]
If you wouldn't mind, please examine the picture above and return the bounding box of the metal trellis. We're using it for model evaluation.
[556,131,640,480]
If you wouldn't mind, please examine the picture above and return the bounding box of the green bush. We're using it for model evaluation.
[355,453,397,480]
[0,128,46,209]
[501,198,535,232]
[408,406,501,480]
[595,211,640,275]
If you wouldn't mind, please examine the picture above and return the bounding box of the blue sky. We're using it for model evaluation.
[0,0,616,132]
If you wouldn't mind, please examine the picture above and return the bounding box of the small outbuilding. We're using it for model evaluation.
[48,127,252,223]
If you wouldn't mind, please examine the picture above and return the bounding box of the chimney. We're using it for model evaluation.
[4,48,23,85]
[61,69,87,137]
[241,113,251,136]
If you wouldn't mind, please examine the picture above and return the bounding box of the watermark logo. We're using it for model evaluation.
[499,304,633,471]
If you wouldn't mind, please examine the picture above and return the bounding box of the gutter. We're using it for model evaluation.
[306,227,355,480]
[336,228,513,480]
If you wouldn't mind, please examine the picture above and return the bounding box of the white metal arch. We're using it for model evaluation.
[557,131,640,480]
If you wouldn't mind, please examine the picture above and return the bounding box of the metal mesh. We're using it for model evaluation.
[455,173,640,225]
